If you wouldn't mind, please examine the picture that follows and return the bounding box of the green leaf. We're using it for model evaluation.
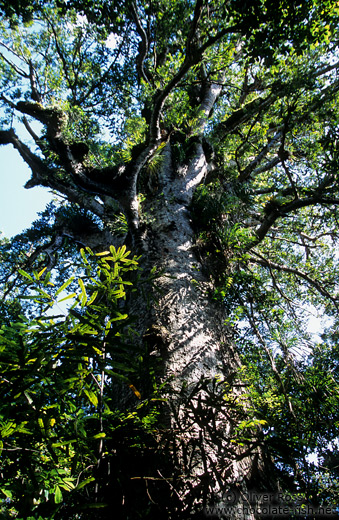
[37,267,48,279]
[81,503,108,509]
[51,439,77,448]
[17,269,33,281]
[87,290,98,305]
[57,292,77,303]
[54,485,63,504]
[78,278,87,307]
[1,488,12,499]
[55,276,75,296]
[83,388,98,407]
[92,432,106,439]
[80,248,89,264]
[1,421,16,437]
[74,477,95,491]
[24,391,33,405]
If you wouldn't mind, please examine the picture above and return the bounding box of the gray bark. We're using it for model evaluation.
[137,141,270,518]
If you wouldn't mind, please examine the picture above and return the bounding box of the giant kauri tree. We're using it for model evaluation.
[1,1,339,519]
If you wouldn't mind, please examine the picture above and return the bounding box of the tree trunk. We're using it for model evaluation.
[131,143,273,518]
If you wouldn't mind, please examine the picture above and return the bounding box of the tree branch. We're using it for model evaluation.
[130,1,151,84]
[0,128,52,180]
[0,41,29,78]
[148,18,240,143]
[248,195,339,250]
[1,96,145,235]
[250,251,338,307]
[238,130,283,182]
[0,127,107,219]
[28,59,41,102]
[78,24,131,105]
[186,0,204,55]
[241,295,297,418]
[22,116,42,148]
[220,94,276,136]
[45,16,76,98]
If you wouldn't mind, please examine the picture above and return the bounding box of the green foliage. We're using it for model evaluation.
[1,0,339,514]
[0,247,163,519]
[0,0,37,24]
[239,338,339,503]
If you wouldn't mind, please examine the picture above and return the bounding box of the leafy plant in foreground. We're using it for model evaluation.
[0,246,162,519]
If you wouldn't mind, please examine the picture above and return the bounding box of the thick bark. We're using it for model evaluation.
[133,143,273,518]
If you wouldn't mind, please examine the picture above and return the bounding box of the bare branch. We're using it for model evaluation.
[220,94,276,137]
[0,125,108,219]
[186,0,204,55]
[26,224,117,272]
[0,40,24,62]
[44,15,75,98]
[0,128,51,180]
[78,24,132,105]
[279,109,299,199]
[0,51,29,78]
[148,18,240,143]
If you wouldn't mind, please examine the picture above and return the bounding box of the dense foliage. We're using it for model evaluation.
[0,247,167,518]
[1,0,339,518]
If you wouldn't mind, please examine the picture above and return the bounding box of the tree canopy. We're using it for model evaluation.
[1,0,339,518]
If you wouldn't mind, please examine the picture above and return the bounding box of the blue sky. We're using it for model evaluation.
[0,145,52,238]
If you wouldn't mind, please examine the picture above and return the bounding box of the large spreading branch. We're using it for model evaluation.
[1,3,337,255]
[147,4,239,143]
[0,4,246,246]
[0,128,52,180]
[0,127,105,218]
